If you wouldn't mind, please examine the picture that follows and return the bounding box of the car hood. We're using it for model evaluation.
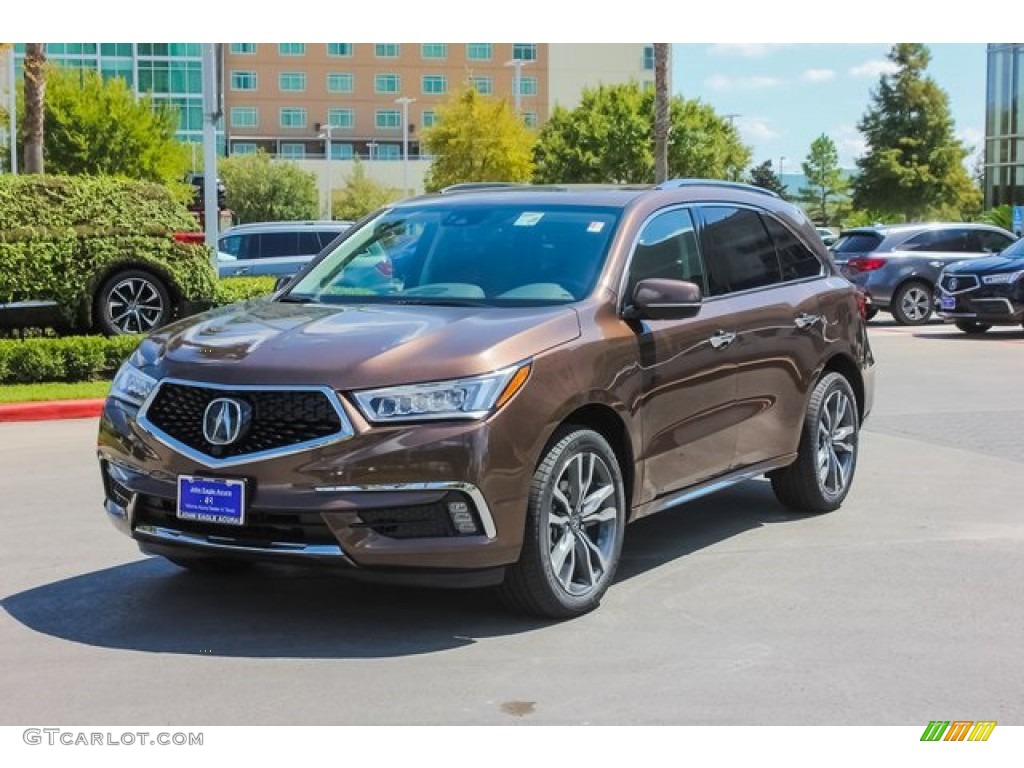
[946,254,1024,275]
[141,299,581,390]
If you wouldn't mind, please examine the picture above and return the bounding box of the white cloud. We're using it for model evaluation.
[736,117,779,142]
[802,68,836,83]
[708,44,786,58]
[834,125,867,165]
[849,59,899,78]
[705,74,782,91]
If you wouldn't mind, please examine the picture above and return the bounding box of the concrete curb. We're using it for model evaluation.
[0,399,105,423]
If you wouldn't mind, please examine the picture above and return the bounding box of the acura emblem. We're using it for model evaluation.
[949,277,958,291]
[203,397,251,445]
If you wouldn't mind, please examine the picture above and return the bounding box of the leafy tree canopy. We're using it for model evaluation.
[748,160,787,197]
[219,150,319,223]
[332,159,401,221]
[533,82,751,184]
[797,134,850,226]
[852,43,980,219]
[422,87,536,192]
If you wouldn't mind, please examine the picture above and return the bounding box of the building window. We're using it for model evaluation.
[136,43,199,57]
[421,44,447,60]
[280,143,306,159]
[643,45,655,70]
[230,43,257,55]
[523,112,538,128]
[230,71,257,91]
[327,73,354,93]
[331,144,355,160]
[469,75,492,95]
[278,43,305,56]
[232,143,257,155]
[518,76,538,96]
[376,145,401,161]
[422,110,437,128]
[101,61,133,86]
[375,110,401,129]
[280,108,307,128]
[466,43,492,61]
[100,43,133,56]
[328,108,354,129]
[327,43,353,57]
[375,73,400,94]
[375,44,400,58]
[512,44,537,61]
[230,107,258,128]
[279,72,306,92]
[422,75,447,95]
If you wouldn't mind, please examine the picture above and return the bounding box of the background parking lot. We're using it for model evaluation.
[1,321,1022,725]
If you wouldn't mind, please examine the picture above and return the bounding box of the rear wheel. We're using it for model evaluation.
[499,427,626,619]
[955,321,992,335]
[771,372,860,513]
[891,281,932,325]
[95,269,172,335]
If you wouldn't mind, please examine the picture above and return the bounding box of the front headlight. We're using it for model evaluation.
[109,363,158,407]
[982,270,1024,285]
[352,362,531,423]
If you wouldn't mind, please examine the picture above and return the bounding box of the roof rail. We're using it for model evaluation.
[656,178,780,198]
[439,182,532,194]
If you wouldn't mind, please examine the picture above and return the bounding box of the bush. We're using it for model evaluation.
[0,175,216,330]
[220,151,319,223]
[0,335,138,384]
[215,276,277,305]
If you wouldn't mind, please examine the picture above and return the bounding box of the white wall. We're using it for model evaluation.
[293,158,434,215]
[547,44,653,111]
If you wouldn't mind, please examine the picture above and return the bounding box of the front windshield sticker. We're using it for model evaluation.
[514,212,544,227]
[587,221,605,233]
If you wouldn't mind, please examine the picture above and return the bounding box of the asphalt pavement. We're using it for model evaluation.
[1,320,1022,725]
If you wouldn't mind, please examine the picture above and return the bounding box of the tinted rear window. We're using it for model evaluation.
[833,232,883,254]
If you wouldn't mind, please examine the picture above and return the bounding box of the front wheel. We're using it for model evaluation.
[499,427,626,619]
[891,281,933,325]
[955,321,992,335]
[771,372,860,513]
[95,269,172,335]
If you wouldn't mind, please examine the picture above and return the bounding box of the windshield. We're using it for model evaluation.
[1000,236,1024,260]
[284,203,621,306]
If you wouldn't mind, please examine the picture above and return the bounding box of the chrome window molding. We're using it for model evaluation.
[136,377,355,468]
[314,481,498,540]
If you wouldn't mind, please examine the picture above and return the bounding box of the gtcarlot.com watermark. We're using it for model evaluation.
[23,728,203,747]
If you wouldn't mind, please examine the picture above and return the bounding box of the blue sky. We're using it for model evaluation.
[672,43,987,173]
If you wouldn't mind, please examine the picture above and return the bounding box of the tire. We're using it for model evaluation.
[499,427,626,619]
[955,321,992,335]
[890,281,933,325]
[771,372,860,513]
[95,269,172,335]
[864,307,879,321]
[164,555,253,574]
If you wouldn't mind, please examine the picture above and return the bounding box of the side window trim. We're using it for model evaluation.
[761,212,827,283]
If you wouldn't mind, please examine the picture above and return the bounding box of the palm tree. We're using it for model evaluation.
[23,43,46,173]
[653,44,670,183]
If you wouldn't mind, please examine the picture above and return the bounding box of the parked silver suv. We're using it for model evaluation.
[217,221,352,278]
[831,223,1016,324]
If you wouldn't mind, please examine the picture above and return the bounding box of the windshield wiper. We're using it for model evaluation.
[392,298,485,307]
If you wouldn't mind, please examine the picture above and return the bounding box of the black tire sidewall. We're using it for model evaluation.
[808,374,860,508]
[96,269,171,335]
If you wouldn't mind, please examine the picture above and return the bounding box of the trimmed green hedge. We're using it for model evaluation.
[0,175,216,329]
[214,276,277,304]
[0,335,139,385]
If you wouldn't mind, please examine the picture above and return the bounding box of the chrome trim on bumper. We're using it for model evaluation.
[136,377,355,469]
[134,524,352,561]
[314,481,498,540]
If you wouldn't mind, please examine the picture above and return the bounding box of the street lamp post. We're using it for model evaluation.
[504,58,532,116]
[779,155,786,178]
[367,141,377,162]
[317,121,334,221]
[395,96,415,196]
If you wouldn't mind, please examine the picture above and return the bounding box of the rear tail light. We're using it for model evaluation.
[173,231,206,245]
[375,258,394,277]
[846,257,887,272]
[855,289,870,320]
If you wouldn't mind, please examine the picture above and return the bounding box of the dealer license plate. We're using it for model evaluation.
[940,295,956,311]
[177,475,246,526]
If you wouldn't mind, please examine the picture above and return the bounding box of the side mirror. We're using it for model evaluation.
[625,278,703,320]
[273,275,295,293]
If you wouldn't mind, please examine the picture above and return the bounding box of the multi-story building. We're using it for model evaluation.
[984,43,1023,208]
[223,43,654,159]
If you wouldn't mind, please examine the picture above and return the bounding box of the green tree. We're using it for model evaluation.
[533,82,750,183]
[22,43,46,173]
[748,160,787,197]
[332,159,401,220]
[219,150,319,223]
[422,87,535,191]
[36,65,188,184]
[852,43,980,219]
[797,135,849,226]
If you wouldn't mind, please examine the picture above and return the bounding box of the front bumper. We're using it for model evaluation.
[934,279,1024,325]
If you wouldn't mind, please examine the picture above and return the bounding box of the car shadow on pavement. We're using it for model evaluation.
[911,328,1024,341]
[2,479,805,659]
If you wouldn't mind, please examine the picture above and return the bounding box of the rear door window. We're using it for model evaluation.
[903,229,973,252]
[698,206,781,295]
[259,232,301,259]
[764,216,824,281]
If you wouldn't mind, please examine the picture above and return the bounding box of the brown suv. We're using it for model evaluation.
[97,180,874,618]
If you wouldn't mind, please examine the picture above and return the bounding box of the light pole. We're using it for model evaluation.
[778,155,786,178]
[504,58,532,116]
[367,141,377,162]
[201,43,221,261]
[395,96,415,196]
[317,121,334,220]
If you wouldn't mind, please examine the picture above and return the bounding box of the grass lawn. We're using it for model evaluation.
[0,380,111,403]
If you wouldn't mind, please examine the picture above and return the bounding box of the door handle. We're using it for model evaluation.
[709,330,737,349]
[794,312,822,329]
[235,267,251,276]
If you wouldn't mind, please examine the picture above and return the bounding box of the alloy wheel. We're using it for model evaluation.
[106,277,167,334]
[816,389,857,497]
[900,286,931,323]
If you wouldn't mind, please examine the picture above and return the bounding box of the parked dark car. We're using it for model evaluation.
[832,223,1016,325]
[936,236,1024,333]
[98,179,875,618]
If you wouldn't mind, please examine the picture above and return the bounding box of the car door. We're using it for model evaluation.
[695,206,826,471]
[626,208,741,500]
